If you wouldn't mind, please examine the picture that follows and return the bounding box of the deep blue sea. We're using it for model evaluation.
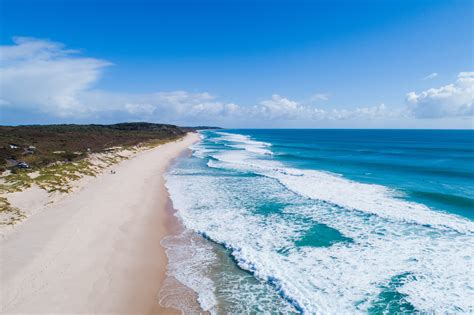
[164,129,474,314]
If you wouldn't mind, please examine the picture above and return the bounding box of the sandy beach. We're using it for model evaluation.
[0,132,200,314]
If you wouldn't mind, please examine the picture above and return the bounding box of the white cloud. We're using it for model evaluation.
[79,90,240,122]
[258,94,301,119]
[310,93,329,101]
[407,72,474,118]
[458,71,474,78]
[0,37,78,62]
[4,36,461,127]
[326,103,407,121]
[0,38,239,122]
[423,72,438,80]
[0,37,111,116]
[124,103,156,115]
[252,95,404,121]
[0,37,401,125]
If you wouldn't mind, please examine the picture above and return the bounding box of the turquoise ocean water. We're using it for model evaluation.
[164,129,474,314]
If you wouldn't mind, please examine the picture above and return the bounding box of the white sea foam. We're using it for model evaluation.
[161,231,219,314]
[284,204,474,313]
[216,132,273,155]
[165,173,300,313]
[208,149,474,234]
[166,131,474,314]
[215,132,272,147]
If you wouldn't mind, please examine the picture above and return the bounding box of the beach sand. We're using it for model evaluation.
[0,132,200,314]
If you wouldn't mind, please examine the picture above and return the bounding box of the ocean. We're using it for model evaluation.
[163,129,474,314]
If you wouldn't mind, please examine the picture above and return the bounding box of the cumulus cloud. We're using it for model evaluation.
[257,94,301,119]
[423,72,438,80]
[0,37,111,116]
[0,37,239,122]
[326,103,407,120]
[0,36,412,125]
[78,90,240,122]
[252,95,404,121]
[0,37,78,62]
[406,72,474,118]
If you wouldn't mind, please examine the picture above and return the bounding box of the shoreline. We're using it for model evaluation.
[0,132,200,314]
[158,148,205,314]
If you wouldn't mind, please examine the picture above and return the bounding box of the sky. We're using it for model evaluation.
[0,0,473,128]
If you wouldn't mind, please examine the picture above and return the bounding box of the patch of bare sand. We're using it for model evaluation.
[0,133,200,314]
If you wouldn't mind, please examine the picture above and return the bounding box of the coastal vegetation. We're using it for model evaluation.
[0,196,26,226]
[0,123,188,171]
[0,122,206,225]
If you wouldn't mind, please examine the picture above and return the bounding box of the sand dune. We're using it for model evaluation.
[0,133,200,314]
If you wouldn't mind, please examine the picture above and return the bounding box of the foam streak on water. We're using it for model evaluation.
[166,131,474,314]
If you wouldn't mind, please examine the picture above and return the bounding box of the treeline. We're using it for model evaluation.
[0,122,214,170]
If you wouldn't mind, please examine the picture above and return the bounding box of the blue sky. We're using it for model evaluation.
[0,0,473,128]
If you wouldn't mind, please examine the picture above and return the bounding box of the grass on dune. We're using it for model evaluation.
[0,196,26,226]
[0,149,133,225]
[0,149,132,194]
